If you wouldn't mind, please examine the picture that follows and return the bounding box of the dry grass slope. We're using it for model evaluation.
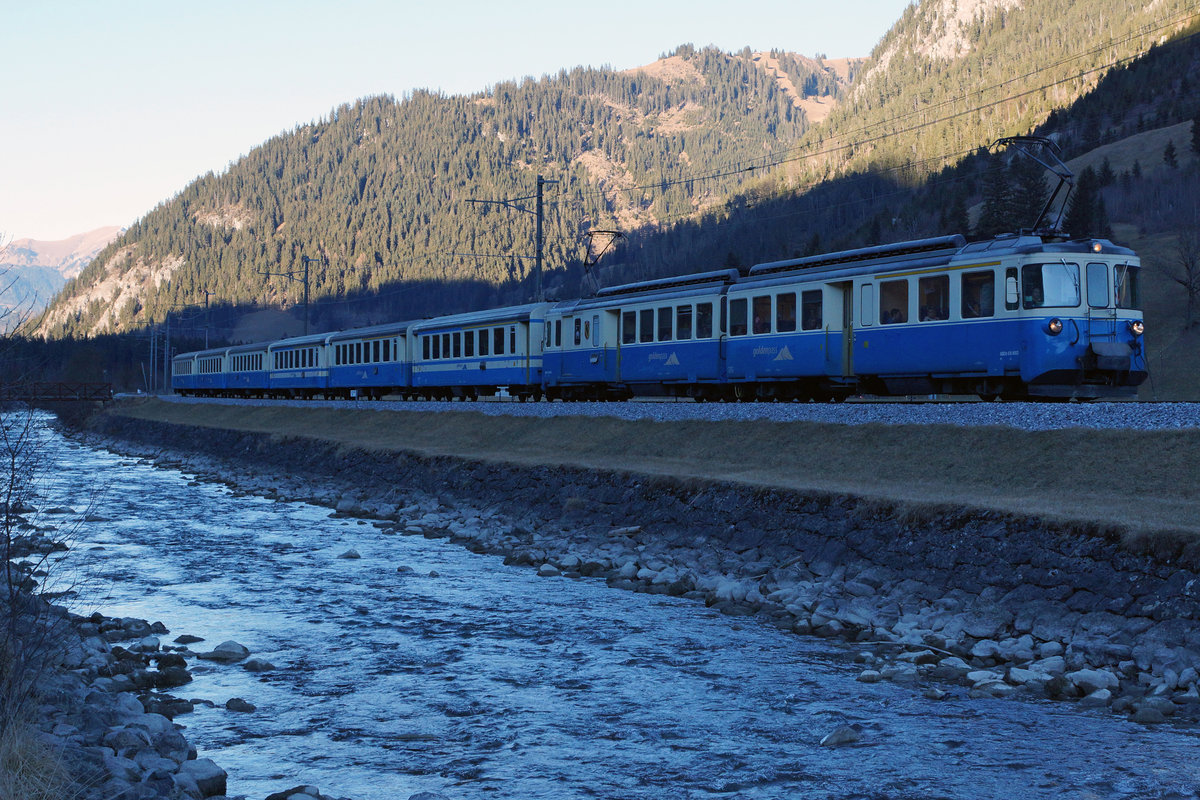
[108,400,1200,554]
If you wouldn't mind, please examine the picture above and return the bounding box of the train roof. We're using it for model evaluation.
[326,319,420,342]
[748,236,966,279]
[955,234,1137,259]
[174,346,228,361]
[267,331,334,350]
[594,269,741,300]
[410,302,550,332]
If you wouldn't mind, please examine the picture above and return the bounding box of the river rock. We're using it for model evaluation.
[1079,688,1113,708]
[537,563,561,577]
[225,697,256,712]
[243,657,277,672]
[856,669,882,683]
[338,548,361,559]
[175,757,228,797]
[1132,706,1167,724]
[196,640,250,663]
[1066,668,1119,694]
[819,724,862,747]
[174,634,205,645]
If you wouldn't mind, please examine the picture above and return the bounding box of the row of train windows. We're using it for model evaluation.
[273,348,318,370]
[231,354,263,372]
[422,326,517,360]
[620,302,716,345]
[869,264,1140,326]
[729,291,823,337]
[334,338,399,366]
[198,357,222,374]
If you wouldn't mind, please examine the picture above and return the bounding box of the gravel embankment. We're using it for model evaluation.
[159,395,1200,431]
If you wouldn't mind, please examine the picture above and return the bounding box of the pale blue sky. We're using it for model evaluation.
[2,0,912,241]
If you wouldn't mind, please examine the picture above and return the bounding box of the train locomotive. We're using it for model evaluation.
[172,232,1148,402]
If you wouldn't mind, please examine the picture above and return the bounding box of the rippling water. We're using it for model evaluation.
[28,419,1200,799]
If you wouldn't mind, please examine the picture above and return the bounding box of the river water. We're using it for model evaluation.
[28,418,1200,800]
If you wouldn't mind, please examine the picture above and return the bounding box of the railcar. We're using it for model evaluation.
[544,270,737,401]
[266,332,332,398]
[719,233,1144,400]
[172,347,229,396]
[225,342,270,397]
[326,321,417,399]
[409,303,549,400]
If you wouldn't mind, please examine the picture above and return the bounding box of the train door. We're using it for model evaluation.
[600,310,619,381]
[827,281,854,377]
[1086,262,1117,342]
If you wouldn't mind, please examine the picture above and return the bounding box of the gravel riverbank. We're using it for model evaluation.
[76,410,1200,730]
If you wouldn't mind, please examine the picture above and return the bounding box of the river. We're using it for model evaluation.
[28,417,1200,799]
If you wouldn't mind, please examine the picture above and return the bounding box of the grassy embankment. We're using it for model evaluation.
[105,399,1200,555]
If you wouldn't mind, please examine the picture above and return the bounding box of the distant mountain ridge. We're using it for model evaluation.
[2,226,122,331]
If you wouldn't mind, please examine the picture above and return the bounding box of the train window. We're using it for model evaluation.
[510,326,516,354]
[752,296,771,334]
[494,328,504,355]
[464,331,474,357]
[369,340,377,362]
[639,309,654,343]
[554,320,562,347]
[658,307,673,341]
[478,330,489,356]
[879,280,908,324]
[439,333,448,358]
[801,290,822,330]
[1022,262,1080,309]
[432,335,441,359]
[918,275,949,321]
[358,342,365,363]
[730,298,748,336]
[383,339,391,361]
[1005,268,1019,310]
[574,318,582,346]
[622,311,636,344]
[697,303,713,338]
[1115,264,1141,310]
[591,315,599,347]
[423,337,431,360]
[860,284,873,326]
[1087,263,1109,308]
[961,271,995,318]
[777,293,797,332]
[677,305,693,340]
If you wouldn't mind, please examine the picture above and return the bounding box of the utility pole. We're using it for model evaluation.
[203,289,214,348]
[260,252,317,336]
[468,174,557,302]
[535,174,546,302]
[163,308,171,394]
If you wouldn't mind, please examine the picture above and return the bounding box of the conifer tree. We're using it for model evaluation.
[1164,139,1179,169]
[1063,165,1102,237]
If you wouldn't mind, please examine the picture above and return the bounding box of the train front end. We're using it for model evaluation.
[1015,239,1147,399]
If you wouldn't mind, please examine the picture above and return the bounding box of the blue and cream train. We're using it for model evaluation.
[172,233,1148,402]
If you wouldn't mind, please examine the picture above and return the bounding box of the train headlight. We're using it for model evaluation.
[1047,318,1063,335]
[1130,320,1145,336]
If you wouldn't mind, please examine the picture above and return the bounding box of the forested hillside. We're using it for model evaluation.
[33,46,853,339]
